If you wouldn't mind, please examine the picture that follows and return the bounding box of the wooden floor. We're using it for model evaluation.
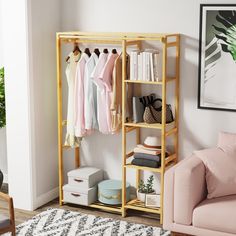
[0,184,161,227]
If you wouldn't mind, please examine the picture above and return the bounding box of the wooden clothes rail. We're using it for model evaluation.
[56,31,180,224]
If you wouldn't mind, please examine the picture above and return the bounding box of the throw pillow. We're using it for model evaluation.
[218,131,236,147]
[194,146,236,199]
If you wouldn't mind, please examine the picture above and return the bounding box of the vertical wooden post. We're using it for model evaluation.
[56,33,64,206]
[160,36,167,224]
[136,128,141,189]
[75,147,80,168]
[174,35,180,164]
[121,39,127,217]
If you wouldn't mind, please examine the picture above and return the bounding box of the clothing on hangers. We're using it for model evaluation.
[65,51,81,147]
[84,52,99,131]
[111,53,133,133]
[74,53,90,137]
[96,52,119,134]
[91,52,110,134]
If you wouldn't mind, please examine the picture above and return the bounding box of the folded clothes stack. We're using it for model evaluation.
[131,136,169,168]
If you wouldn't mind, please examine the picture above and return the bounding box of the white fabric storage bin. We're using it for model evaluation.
[63,184,97,206]
[68,166,103,189]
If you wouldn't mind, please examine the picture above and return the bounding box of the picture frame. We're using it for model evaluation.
[145,194,160,208]
[198,4,236,112]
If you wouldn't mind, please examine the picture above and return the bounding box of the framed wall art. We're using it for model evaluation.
[198,4,236,111]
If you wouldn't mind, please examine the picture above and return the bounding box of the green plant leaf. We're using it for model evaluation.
[214,10,236,61]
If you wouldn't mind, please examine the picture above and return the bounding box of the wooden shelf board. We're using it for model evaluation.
[124,77,175,85]
[89,202,122,213]
[165,154,177,165]
[62,200,122,213]
[124,80,162,85]
[125,164,162,173]
[124,121,175,130]
[125,154,176,172]
[125,126,138,133]
[125,199,161,214]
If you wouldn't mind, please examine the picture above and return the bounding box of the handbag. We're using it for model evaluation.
[132,94,156,123]
[143,98,174,124]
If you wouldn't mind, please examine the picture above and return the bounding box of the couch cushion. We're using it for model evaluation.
[0,214,10,228]
[193,195,236,234]
[194,147,236,199]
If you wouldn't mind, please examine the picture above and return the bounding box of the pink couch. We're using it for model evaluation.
[163,156,236,236]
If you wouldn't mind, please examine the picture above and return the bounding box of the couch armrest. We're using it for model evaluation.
[163,163,178,231]
[174,155,206,225]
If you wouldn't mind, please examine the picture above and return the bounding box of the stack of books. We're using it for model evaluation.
[130,50,159,82]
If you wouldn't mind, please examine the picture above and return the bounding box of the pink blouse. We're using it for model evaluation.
[74,53,90,137]
[97,53,119,134]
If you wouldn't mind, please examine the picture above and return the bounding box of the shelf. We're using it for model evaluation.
[124,121,175,130]
[124,77,175,85]
[125,154,177,172]
[125,126,138,133]
[165,154,177,165]
[125,164,162,173]
[125,199,161,214]
[89,202,122,213]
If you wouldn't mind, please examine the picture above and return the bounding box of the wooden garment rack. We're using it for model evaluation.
[56,31,180,224]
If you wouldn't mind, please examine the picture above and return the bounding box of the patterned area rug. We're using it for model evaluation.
[8,208,170,235]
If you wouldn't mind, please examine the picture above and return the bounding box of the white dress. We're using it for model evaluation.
[65,51,81,147]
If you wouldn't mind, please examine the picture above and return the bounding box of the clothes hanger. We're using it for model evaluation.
[73,43,81,54]
[94,48,100,57]
[103,48,108,54]
[66,43,81,62]
[112,49,117,54]
[84,48,91,57]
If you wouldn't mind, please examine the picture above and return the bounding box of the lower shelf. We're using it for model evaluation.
[89,201,122,213]
[63,200,122,214]
[124,199,161,214]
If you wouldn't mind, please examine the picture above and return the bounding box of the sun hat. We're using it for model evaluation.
[137,136,161,151]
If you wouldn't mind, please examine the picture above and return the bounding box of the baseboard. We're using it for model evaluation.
[34,187,59,209]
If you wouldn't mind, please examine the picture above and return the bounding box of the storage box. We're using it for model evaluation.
[63,184,97,206]
[68,166,103,189]
[98,180,130,205]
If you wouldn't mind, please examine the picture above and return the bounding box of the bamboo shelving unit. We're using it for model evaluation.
[56,31,180,223]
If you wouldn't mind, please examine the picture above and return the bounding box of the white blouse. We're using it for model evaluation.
[65,51,81,147]
[84,52,99,131]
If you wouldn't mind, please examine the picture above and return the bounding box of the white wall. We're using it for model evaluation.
[60,0,236,188]
[2,0,35,210]
[0,0,8,183]
[30,0,61,208]
[1,0,61,210]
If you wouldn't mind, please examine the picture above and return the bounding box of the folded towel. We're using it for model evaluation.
[134,147,161,155]
[134,152,169,161]
[131,158,161,168]
[134,153,161,162]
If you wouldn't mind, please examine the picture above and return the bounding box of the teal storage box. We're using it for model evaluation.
[98,180,130,205]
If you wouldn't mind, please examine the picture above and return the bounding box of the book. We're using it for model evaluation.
[142,52,146,81]
[150,53,154,82]
[138,53,143,81]
[153,52,159,81]
[146,52,151,81]
[130,51,138,80]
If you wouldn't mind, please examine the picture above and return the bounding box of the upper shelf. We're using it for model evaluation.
[57,31,180,43]
[124,77,176,85]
